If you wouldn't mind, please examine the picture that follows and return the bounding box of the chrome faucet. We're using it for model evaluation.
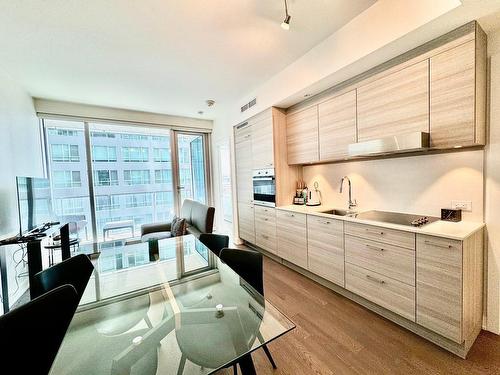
[340,176,357,211]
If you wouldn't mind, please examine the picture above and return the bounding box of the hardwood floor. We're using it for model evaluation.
[223,256,500,375]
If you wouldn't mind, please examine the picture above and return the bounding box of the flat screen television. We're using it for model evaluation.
[16,176,53,235]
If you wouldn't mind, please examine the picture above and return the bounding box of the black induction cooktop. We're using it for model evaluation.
[353,210,440,227]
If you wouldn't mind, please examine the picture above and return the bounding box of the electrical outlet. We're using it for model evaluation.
[451,200,472,212]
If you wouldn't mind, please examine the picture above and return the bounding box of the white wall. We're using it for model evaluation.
[0,71,43,311]
[485,27,500,334]
[302,150,484,222]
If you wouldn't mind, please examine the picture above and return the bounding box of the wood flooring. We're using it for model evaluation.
[221,256,500,375]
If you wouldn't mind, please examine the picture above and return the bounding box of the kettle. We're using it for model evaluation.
[306,181,321,206]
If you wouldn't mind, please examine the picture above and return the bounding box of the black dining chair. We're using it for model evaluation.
[199,233,230,256]
[31,253,94,302]
[219,248,277,371]
[0,284,79,375]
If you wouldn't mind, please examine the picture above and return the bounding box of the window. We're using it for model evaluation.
[91,131,115,138]
[124,193,152,208]
[156,192,173,206]
[95,195,120,211]
[94,170,118,186]
[153,148,170,162]
[53,197,86,215]
[52,171,81,188]
[122,147,148,162]
[154,169,171,184]
[51,144,79,162]
[123,170,150,185]
[48,129,80,137]
[92,146,117,162]
[121,134,148,141]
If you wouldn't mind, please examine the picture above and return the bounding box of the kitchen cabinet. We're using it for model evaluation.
[345,222,415,250]
[307,215,344,287]
[234,127,253,204]
[357,60,429,142]
[237,202,255,243]
[345,235,415,286]
[318,90,357,161]
[430,36,486,148]
[255,206,277,254]
[276,210,307,268]
[251,114,274,169]
[286,106,319,165]
[345,262,415,321]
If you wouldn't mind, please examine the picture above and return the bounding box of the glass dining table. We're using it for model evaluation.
[48,234,295,375]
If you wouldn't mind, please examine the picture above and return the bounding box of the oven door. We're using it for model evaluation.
[253,176,276,206]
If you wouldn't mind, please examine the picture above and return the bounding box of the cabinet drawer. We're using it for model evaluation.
[345,222,415,250]
[276,210,307,268]
[416,234,462,343]
[345,235,415,286]
[254,205,276,224]
[307,215,344,286]
[346,263,415,321]
[255,206,276,254]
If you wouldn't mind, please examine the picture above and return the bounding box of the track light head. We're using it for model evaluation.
[281,14,291,30]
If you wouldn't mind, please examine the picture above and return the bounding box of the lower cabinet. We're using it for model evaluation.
[307,215,345,287]
[416,234,463,343]
[345,263,416,321]
[276,210,307,268]
[237,202,255,243]
[255,206,277,254]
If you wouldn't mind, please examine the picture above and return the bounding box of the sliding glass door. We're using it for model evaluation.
[42,119,209,243]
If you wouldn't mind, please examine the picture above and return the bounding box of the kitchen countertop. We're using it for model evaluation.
[275,205,485,241]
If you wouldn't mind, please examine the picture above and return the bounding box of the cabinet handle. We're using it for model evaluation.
[365,228,384,235]
[366,244,384,252]
[424,240,453,249]
[262,235,269,239]
[289,214,295,217]
[264,218,268,221]
[366,275,385,284]
[245,134,250,138]
[322,221,331,225]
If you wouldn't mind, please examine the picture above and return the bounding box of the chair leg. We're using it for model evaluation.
[177,354,186,375]
[233,363,238,374]
[262,344,277,369]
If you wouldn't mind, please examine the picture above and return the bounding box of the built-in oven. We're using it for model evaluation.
[252,168,276,207]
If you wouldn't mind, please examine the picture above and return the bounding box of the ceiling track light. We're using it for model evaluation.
[281,0,291,30]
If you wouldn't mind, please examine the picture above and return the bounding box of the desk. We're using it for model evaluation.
[49,235,295,375]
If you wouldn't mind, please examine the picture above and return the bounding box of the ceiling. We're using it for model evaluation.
[0,0,376,119]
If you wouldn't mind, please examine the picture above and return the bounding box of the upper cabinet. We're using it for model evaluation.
[251,112,274,169]
[430,35,486,148]
[286,106,319,165]
[319,90,357,161]
[357,60,429,142]
[284,21,486,166]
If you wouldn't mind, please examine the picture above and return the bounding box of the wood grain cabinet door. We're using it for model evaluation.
[255,206,277,254]
[234,131,253,204]
[307,215,345,287]
[318,90,357,161]
[276,210,307,268]
[357,60,429,142]
[237,202,255,243]
[251,115,274,169]
[416,235,463,343]
[430,40,476,148]
[286,106,319,165]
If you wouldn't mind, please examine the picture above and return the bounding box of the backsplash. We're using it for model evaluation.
[301,149,484,222]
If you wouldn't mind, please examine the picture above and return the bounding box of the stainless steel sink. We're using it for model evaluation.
[319,209,354,217]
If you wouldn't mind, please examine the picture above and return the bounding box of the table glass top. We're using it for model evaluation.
[49,235,295,375]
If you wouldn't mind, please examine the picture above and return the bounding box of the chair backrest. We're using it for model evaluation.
[0,284,79,375]
[219,248,264,296]
[199,233,229,256]
[180,199,215,236]
[31,254,94,302]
